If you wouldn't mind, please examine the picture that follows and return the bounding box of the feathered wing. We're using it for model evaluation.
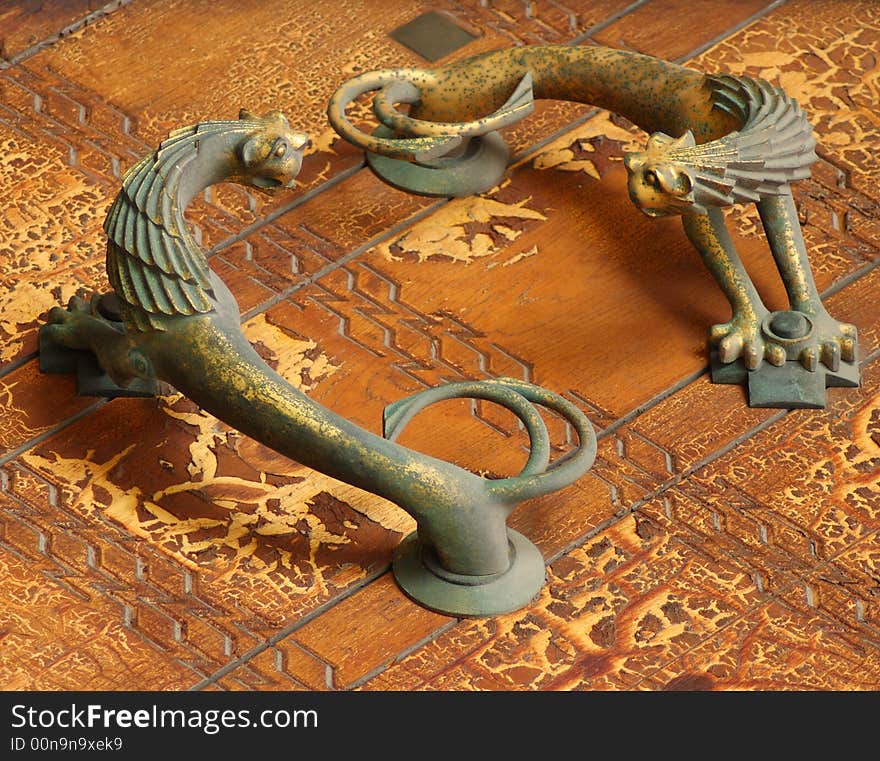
[673,75,817,211]
[104,123,237,332]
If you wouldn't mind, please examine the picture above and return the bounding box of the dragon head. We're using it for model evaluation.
[624,130,699,218]
[237,109,311,191]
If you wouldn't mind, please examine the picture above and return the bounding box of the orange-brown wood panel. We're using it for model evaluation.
[689,0,880,205]
[644,602,880,691]
[215,638,331,691]
[0,0,105,60]
[291,574,452,690]
[1,0,878,692]
[362,367,880,691]
[364,516,773,690]
[0,362,99,459]
[591,0,772,61]
[0,487,203,690]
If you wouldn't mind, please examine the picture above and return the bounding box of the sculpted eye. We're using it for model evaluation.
[273,141,287,158]
[643,169,659,188]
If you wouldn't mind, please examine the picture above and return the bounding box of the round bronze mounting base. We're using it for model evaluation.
[392,529,546,617]
[366,126,509,197]
[761,309,815,360]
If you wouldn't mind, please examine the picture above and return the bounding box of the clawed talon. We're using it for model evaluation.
[840,336,856,362]
[710,314,766,370]
[41,293,136,384]
[43,303,98,351]
[46,293,97,328]
[709,322,732,344]
[718,333,743,364]
[743,343,761,370]
[836,321,858,363]
[821,341,841,372]
[69,294,88,311]
[47,306,70,325]
[65,293,96,314]
[800,346,818,372]
[766,345,786,367]
[811,315,857,371]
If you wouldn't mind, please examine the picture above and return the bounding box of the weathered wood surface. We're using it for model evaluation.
[0,0,877,691]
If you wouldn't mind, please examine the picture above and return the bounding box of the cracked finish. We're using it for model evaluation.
[329,39,859,392]
[2,0,879,690]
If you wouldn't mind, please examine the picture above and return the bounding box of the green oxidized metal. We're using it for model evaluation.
[38,109,597,618]
[327,44,860,409]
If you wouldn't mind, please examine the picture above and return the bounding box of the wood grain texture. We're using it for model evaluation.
[0,485,203,690]
[366,516,772,690]
[0,362,97,458]
[1,0,877,691]
[591,0,771,60]
[0,0,107,60]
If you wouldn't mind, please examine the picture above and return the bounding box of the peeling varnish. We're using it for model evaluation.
[486,245,539,270]
[377,195,547,264]
[0,376,41,449]
[519,111,644,176]
[19,324,410,598]
[242,313,339,387]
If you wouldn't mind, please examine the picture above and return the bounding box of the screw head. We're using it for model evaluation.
[769,311,810,339]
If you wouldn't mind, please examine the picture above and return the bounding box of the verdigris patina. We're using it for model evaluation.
[38,109,597,617]
[327,45,859,408]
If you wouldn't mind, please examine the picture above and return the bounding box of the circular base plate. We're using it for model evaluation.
[366,126,509,198]
[761,310,814,361]
[392,529,546,617]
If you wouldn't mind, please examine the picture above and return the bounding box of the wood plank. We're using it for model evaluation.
[0,485,203,690]
[215,641,330,691]
[365,516,770,690]
[0,1,104,60]
[0,361,98,460]
[460,0,639,46]
[292,574,451,690]
[0,112,111,368]
[16,0,516,185]
[592,0,772,61]
[688,0,880,204]
[683,359,880,567]
[269,169,437,267]
[364,361,880,690]
[644,600,880,690]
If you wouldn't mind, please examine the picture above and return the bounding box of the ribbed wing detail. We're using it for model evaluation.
[686,75,816,209]
[103,125,217,331]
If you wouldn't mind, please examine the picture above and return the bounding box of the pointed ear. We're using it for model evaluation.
[242,136,269,167]
[623,152,643,172]
[646,131,674,150]
[239,108,258,121]
[264,109,290,128]
[670,129,696,149]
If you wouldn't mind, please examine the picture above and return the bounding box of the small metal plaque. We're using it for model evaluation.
[389,11,477,62]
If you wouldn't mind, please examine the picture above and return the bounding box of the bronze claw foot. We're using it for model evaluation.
[39,293,157,398]
[710,309,859,408]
